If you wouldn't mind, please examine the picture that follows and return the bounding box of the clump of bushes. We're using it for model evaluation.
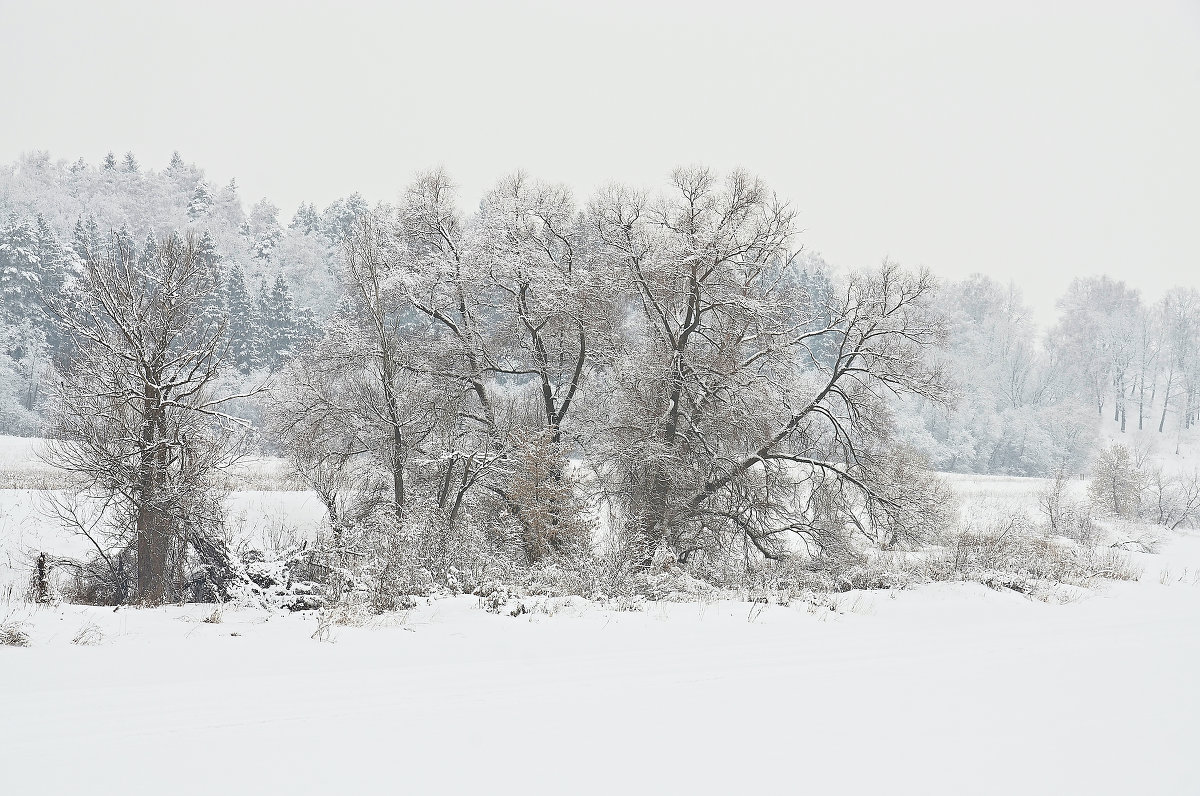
[0,619,31,647]
[1086,443,1200,529]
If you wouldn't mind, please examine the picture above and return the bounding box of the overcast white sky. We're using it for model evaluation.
[1,0,1196,324]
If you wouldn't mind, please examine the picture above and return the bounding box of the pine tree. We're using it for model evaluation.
[253,276,272,369]
[195,233,226,342]
[168,151,185,171]
[246,200,282,261]
[226,264,258,373]
[320,193,370,244]
[32,216,72,353]
[188,183,214,219]
[796,259,839,366]
[212,180,246,233]
[260,274,298,370]
[72,217,103,259]
[34,215,70,291]
[295,306,319,347]
[139,232,159,268]
[0,215,41,325]
[122,151,140,173]
[289,202,321,234]
[102,152,117,170]
[195,230,220,268]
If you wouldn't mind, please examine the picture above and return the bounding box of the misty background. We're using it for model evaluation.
[2,0,1196,326]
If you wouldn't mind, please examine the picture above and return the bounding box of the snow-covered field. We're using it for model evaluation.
[3,436,1200,794]
[3,538,1199,794]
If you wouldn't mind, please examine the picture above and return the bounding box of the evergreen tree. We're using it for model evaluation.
[0,215,41,325]
[246,199,282,261]
[195,230,220,268]
[122,151,140,173]
[226,262,267,372]
[0,215,65,406]
[188,182,214,219]
[32,216,72,352]
[320,193,370,244]
[195,232,226,341]
[102,152,117,170]
[212,180,246,234]
[289,202,321,234]
[226,264,258,373]
[139,231,159,268]
[260,274,298,370]
[72,217,103,259]
[295,306,319,347]
[168,151,185,171]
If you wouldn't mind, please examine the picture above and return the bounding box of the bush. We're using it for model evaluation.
[1039,466,1096,542]
[1088,444,1145,519]
[0,620,31,647]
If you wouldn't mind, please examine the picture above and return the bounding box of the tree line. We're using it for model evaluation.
[34,167,958,604]
[0,150,362,433]
[5,151,1197,605]
[908,275,1200,478]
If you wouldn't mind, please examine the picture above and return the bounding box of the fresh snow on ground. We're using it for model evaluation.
[3,433,1200,794]
[2,534,1199,794]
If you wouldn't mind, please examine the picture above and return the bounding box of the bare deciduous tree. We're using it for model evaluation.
[42,232,252,604]
[591,167,950,565]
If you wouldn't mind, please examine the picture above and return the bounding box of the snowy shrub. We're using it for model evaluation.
[71,621,104,646]
[751,508,1144,602]
[837,559,918,591]
[1142,467,1200,530]
[521,564,586,598]
[781,568,841,595]
[936,529,1077,584]
[245,559,289,590]
[611,594,646,612]
[1088,444,1145,520]
[762,552,916,596]
[498,429,596,566]
[476,580,515,614]
[1080,548,1143,582]
[27,552,56,605]
[627,568,719,602]
[0,619,31,647]
[926,525,1142,591]
[1038,467,1096,542]
[59,549,136,606]
[311,610,336,643]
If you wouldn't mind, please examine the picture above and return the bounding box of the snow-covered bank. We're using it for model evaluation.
[3,534,1199,795]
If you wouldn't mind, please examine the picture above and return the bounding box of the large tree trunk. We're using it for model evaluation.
[137,386,171,604]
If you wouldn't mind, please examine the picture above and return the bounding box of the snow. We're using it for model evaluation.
[3,436,1199,793]
[1,535,1199,794]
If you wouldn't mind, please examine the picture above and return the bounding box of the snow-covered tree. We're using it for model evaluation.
[43,232,252,604]
[590,168,950,562]
[187,182,214,220]
[225,264,260,373]
[245,199,283,261]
